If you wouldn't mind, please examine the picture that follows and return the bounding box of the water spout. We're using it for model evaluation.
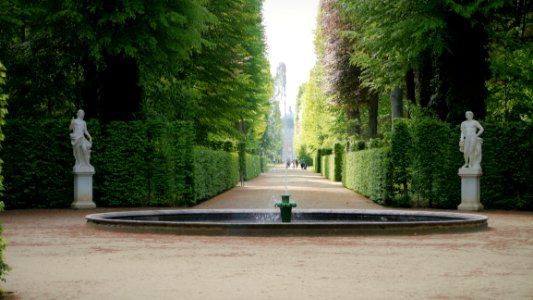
[275,194,297,223]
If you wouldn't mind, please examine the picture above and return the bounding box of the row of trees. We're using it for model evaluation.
[0,0,280,155]
[295,0,532,154]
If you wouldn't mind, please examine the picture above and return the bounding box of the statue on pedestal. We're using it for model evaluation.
[69,109,94,172]
[459,111,484,169]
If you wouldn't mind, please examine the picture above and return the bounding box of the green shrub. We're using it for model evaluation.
[322,154,335,181]
[1,119,74,208]
[244,153,261,180]
[1,119,195,208]
[193,148,238,205]
[481,122,533,209]
[341,115,533,210]
[343,148,390,204]
[333,143,344,181]
[409,117,461,208]
[315,148,332,174]
[390,119,411,200]
[95,121,149,206]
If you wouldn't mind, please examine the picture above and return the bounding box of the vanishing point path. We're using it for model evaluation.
[1,167,533,299]
[195,166,382,209]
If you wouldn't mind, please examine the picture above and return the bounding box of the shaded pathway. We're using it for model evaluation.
[195,166,382,209]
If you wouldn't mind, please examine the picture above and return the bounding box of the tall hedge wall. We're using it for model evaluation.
[193,148,239,205]
[343,148,390,204]
[0,119,264,209]
[1,119,75,208]
[333,143,344,182]
[94,120,195,207]
[481,122,533,209]
[315,148,331,174]
[1,119,195,208]
[408,118,461,208]
[342,116,533,210]
[244,153,262,180]
[321,154,335,181]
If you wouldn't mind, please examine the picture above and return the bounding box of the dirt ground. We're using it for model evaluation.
[1,167,532,300]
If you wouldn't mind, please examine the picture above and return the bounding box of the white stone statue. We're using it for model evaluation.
[70,109,94,172]
[459,111,484,169]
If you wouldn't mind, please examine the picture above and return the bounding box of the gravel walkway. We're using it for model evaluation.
[1,167,532,299]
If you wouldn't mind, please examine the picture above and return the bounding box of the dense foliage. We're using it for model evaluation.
[0,0,276,212]
[1,119,74,208]
[298,0,531,149]
[0,0,277,158]
[193,148,239,205]
[95,120,195,207]
[343,148,390,204]
[0,61,10,283]
[408,116,461,208]
[481,122,533,209]
[297,0,532,211]
[0,119,264,209]
[244,153,262,181]
[333,143,344,181]
[342,115,533,210]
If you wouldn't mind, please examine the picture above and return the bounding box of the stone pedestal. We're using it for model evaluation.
[72,170,96,209]
[458,168,483,211]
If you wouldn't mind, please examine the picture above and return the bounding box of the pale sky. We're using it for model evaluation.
[262,0,320,116]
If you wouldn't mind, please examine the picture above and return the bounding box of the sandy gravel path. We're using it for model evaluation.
[1,167,532,299]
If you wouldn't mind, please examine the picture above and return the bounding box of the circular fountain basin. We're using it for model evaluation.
[86,209,488,236]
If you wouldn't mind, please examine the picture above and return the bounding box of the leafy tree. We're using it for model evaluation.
[320,0,380,138]
[294,64,337,153]
[485,0,533,122]
[191,0,272,148]
[338,0,506,123]
[0,0,214,121]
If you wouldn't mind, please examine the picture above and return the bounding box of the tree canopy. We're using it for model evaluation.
[296,0,532,155]
[0,0,276,154]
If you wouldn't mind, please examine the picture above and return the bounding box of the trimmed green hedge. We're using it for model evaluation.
[1,119,195,208]
[315,148,331,174]
[1,118,264,209]
[342,116,533,210]
[95,120,194,207]
[244,153,261,180]
[481,122,533,209]
[321,154,335,181]
[343,148,390,204]
[319,145,342,182]
[193,148,239,205]
[408,117,460,208]
[333,143,344,182]
[1,119,75,208]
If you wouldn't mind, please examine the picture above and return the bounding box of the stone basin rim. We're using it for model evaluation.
[86,209,488,236]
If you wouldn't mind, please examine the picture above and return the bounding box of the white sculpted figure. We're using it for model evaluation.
[70,109,94,172]
[459,111,484,169]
